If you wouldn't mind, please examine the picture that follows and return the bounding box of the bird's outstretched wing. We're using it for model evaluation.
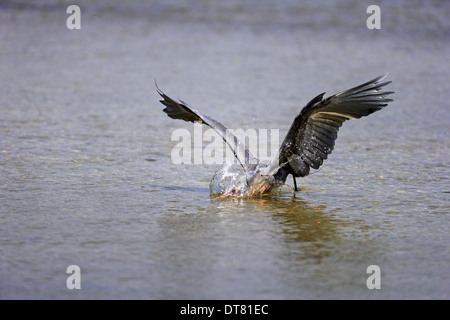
[269,74,394,179]
[157,85,259,172]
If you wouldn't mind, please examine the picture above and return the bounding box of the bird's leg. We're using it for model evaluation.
[293,176,298,191]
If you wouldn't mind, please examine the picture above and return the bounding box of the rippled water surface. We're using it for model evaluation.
[1,0,449,299]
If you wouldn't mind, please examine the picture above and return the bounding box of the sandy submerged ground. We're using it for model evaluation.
[0,1,449,299]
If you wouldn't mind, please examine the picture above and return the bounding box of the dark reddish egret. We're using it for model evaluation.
[158,74,394,197]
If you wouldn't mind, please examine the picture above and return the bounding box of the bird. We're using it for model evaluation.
[158,74,394,197]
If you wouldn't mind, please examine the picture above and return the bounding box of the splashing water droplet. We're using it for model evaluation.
[210,163,247,196]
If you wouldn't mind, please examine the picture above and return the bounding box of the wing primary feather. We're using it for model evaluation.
[270,74,394,182]
[157,85,259,171]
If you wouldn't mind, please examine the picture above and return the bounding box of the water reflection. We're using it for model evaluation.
[154,195,383,298]
[246,196,341,241]
[161,192,378,258]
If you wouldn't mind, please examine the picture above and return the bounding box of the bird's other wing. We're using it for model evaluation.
[157,85,259,172]
[269,73,394,179]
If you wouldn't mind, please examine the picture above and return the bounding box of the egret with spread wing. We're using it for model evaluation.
[158,74,394,197]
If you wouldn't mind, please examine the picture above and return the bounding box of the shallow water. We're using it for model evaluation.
[0,1,449,299]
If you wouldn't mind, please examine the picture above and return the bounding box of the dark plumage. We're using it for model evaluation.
[158,74,394,197]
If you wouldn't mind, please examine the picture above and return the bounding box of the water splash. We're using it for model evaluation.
[210,163,289,197]
[210,163,248,196]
